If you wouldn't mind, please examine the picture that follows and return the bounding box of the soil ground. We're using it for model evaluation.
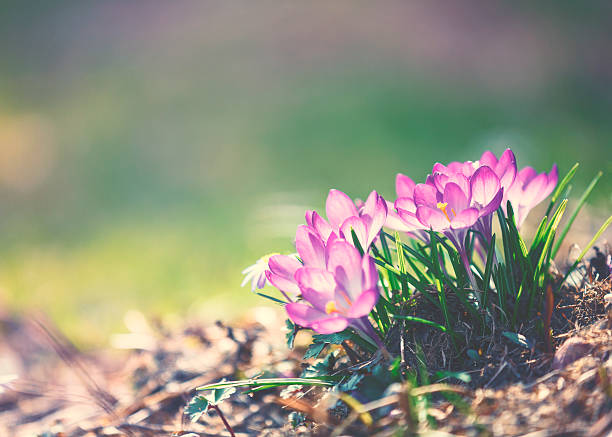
[0,277,610,437]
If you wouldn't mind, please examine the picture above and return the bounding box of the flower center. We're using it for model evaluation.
[325,301,339,314]
[436,202,457,222]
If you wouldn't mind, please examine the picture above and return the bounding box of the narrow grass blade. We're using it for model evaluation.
[562,214,612,284]
[552,171,602,259]
[197,377,333,391]
[545,162,578,217]
[391,314,447,332]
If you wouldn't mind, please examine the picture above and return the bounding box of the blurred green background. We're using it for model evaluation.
[0,2,610,346]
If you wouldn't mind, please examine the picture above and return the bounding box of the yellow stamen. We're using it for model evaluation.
[437,202,452,222]
[325,301,339,314]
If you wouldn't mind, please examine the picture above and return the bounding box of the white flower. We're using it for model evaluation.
[241,253,278,292]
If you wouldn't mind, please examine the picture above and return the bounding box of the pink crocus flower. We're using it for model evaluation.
[473,149,517,247]
[408,166,503,290]
[384,173,423,233]
[306,189,388,252]
[285,240,383,346]
[506,164,558,227]
[265,225,334,300]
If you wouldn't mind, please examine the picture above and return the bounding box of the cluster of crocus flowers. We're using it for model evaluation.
[243,148,558,338]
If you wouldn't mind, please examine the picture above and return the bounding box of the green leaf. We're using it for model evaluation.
[303,342,326,359]
[312,331,353,345]
[285,319,299,350]
[350,228,365,256]
[185,395,210,422]
[211,384,237,404]
[337,373,364,392]
[502,331,532,349]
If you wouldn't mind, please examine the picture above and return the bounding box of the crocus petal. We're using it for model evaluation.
[266,270,301,297]
[310,317,349,334]
[269,255,301,278]
[384,201,414,232]
[395,197,416,213]
[479,150,498,169]
[286,302,327,327]
[346,289,379,318]
[450,207,479,229]
[295,225,326,269]
[362,254,379,291]
[432,172,449,193]
[522,173,549,207]
[340,216,368,250]
[396,173,416,198]
[471,166,501,206]
[416,206,449,232]
[545,164,558,197]
[305,210,315,228]
[414,183,440,207]
[479,188,503,217]
[326,189,358,230]
[443,182,469,212]
[360,191,387,248]
[326,240,363,300]
[496,149,517,189]
[295,268,336,309]
[311,211,333,241]
[432,162,448,174]
[517,166,537,186]
[397,209,424,229]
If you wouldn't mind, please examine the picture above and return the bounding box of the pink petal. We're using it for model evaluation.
[471,166,501,206]
[396,173,416,198]
[340,216,368,250]
[479,188,503,217]
[346,289,379,318]
[496,149,517,188]
[432,172,449,193]
[385,208,415,232]
[545,164,558,197]
[295,225,326,269]
[311,211,333,241]
[326,240,363,300]
[395,197,416,213]
[266,270,301,297]
[360,191,387,248]
[361,255,379,291]
[286,302,327,327]
[517,166,537,186]
[479,150,498,169]
[326,189,358,230]
[443,182,469,212]
[310,317,349,334]
[269,255,302,278]
[295,267,336,305]
[397,209,424,230]
[522,173,549,207]
[416,206,450,232]
[450,207,479,229]
[305,210,315,228]
[414,183,440,207]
